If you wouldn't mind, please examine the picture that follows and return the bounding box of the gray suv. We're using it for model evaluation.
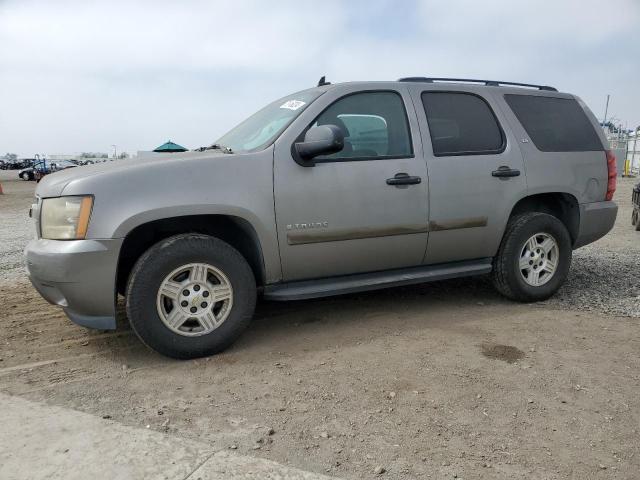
[25,77,618,359]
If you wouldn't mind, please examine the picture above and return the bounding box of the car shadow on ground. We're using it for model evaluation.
[108,274,508,362]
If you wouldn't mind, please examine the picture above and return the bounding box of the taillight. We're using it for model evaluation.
[605,149,617,201]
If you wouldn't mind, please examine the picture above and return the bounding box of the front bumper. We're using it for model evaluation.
[25,238,123,330]
[574,201,618,249]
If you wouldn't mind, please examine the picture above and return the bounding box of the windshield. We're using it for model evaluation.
[214,89,323,153]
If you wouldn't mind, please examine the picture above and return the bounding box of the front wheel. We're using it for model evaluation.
[492,212,572,302]
[126,234,256,359]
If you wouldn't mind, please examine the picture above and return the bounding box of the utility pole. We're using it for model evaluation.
[603,94,610,125]
[633,126,640,174]
[112,144,117,159]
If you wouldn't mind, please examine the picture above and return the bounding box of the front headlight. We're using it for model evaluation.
[40,196,93,240]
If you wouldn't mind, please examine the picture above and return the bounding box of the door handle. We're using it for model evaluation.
[491,166,521,178]
[386,173,422,186]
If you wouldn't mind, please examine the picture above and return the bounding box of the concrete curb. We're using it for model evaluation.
[0,393,338,480]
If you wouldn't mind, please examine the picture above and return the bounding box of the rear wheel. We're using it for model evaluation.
[492,212,572,302]
[633,209,639,228]
[126,234,256,359]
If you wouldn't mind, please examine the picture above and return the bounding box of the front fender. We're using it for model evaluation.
[61,148,282,283]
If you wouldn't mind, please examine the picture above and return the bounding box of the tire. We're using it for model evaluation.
[492,212,572,302]
[126,234,256,359]
[635,210,640,232]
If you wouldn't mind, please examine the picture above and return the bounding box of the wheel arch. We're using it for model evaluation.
[507,192,580,245]
[116,214,266,296]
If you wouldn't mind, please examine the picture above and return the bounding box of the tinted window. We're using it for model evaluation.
[312,92,412,160]
[421,92,504,156]
[504,94,603,152]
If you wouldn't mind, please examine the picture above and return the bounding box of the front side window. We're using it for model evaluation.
[215,89,323,153]
[422,92,505,156]
[311,91,413,161]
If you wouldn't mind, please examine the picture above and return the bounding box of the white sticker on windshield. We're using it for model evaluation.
[280,100,306,111]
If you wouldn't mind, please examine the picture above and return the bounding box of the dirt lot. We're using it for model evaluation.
[1,171,639,479]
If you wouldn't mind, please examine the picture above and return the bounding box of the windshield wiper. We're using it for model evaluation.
[195,143,233,154]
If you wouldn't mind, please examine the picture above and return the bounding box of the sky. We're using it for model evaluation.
[1,0,639,157]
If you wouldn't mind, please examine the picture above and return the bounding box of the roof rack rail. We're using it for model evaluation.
[398,77,557,92]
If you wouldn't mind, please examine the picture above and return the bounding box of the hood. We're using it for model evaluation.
[35,151,226,197]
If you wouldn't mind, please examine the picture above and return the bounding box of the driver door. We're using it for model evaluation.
[273,87,430,281]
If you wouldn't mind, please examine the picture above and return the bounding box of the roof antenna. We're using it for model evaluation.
[317,76,331,87]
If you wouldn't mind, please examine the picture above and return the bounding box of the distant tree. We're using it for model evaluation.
[118,152,129,159]
[4,153,17,161]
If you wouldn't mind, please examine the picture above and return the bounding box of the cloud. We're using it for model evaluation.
[0,0,638,156]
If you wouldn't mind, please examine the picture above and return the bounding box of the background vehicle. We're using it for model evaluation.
[19,159,77,181]
[19,160,50,180]
[50,160,79,171]
[18,166,36,180]
[3,158,31,170]
[18,160,43,180]
[26,78,618,359]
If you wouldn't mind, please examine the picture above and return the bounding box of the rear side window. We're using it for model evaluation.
[504,94,603,152]
[421,92,505,156]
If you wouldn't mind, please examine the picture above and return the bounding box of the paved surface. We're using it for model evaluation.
[0,392,336,480]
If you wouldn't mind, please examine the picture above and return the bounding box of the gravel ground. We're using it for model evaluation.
[0,171,35,279]
[545,177,640,317]
[1,170,639,480]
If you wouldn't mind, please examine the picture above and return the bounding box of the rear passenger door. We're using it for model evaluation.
[408,86,528,264]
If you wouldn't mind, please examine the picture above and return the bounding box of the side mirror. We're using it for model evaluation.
[294,125,344,165]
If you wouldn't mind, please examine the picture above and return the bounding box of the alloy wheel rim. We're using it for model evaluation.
[156,262,233,337]
[518,233,559,287]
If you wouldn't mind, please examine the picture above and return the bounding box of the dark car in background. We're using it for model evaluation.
[3,158,33,170]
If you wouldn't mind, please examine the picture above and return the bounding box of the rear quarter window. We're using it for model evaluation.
[504,94,603,152]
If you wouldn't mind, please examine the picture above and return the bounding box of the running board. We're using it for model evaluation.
[263,258,493,301]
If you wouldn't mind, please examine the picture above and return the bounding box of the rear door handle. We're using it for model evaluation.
[386,173,422,186]
[491,166,521,178]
